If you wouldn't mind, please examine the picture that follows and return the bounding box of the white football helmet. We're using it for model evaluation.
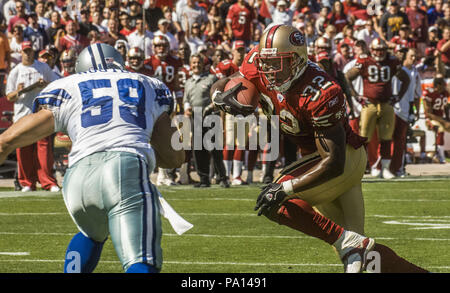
[127,47,144,71]
[370,38,388,62]
[153,35,170,58]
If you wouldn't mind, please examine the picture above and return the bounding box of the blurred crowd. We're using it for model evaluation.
[0,0,449,189]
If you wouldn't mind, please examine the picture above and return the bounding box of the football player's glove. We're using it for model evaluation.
[356,96,369,107]
[212,82,255,117]
[254,183,288,216]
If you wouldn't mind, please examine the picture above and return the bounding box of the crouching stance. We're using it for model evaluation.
[0,44,187,273]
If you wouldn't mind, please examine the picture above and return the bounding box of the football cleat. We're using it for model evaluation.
[335,231,376,273]
[370,167,381,178]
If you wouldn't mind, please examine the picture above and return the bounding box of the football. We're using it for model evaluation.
[224,77,260,109]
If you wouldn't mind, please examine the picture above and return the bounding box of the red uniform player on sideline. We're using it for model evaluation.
[210,24,428,273]
[125,47,153,76]
[346,38,410,179]
[423,76,449,163]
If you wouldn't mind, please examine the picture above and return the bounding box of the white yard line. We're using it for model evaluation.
[0,252,29,256]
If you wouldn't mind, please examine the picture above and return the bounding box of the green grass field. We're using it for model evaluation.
[0,178,449,273]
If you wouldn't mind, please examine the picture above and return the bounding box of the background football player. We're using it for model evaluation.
[145,35,183,186]
[345,38,411,179]
[423,75,449,163]
[126,47,153,76]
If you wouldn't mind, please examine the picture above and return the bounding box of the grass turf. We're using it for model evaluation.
[0,179,449,273]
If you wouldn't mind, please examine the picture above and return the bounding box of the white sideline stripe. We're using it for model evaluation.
[1,231,450,241]
[0,259,448,270]
[0,252,29,256]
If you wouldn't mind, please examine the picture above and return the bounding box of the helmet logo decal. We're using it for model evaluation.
[289,31,305,46]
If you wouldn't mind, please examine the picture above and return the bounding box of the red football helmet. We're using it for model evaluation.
[370,38,387,62]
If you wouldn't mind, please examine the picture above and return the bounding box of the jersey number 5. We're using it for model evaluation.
[78,78,146,129]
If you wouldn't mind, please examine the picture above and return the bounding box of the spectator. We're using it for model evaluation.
[334,42,352,72]
[7,0,28,38]
[326,0,349,33]
[35,1,51,30]
[428,26,439,47]
[437,25,450,77]
[126,16,153,58]
[0,24,10,97]
[91,11,108,34]
[9,24,25,69]
[78,10,99,37]
[144,0,164,32]
[46,11,63,45]
[177,0,208,32]
[389,24,416,50]
[5,41,60,192]
[406,0,428,56]
[264,0,300,26]
[185,21,206,55]
[114,39,129,62]
[315,6,330,34]
[24,12,49,56]
[427,0,444,25]
[183,53,228,188]
[55,20,89,55]
[226,0,256,45]
[379,1,410,41]
[154,18,178,54]
[118,11,134,37]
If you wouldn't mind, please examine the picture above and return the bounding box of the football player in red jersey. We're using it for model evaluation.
[215,40,258,185]
[423,76,449,163]
[210,25,428,273]
[145,35,182,186]
[125,47,153,76]
[60,49,77,77]
[345,38,410,179]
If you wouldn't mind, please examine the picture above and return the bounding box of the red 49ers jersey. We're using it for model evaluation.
[239,46,365,155]
[144,55,182,92]
[423,88,449,117]
[214,59,239,79]
[178,64,191,90]
[125,64,154,76]
[355,54,401,103]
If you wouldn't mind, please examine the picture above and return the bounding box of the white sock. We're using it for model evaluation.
[224,160,232,178]
[437,145,445,162]
[233,160,243,179]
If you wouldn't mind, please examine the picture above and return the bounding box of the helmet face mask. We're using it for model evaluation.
[370,38,387,62]
[256,51,296,90]
[257,25,308,92]
[153,35,169,58]
[128,47,144,70]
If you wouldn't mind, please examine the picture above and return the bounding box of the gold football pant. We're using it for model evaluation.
[274,145,367,234]
[360,102,395,142]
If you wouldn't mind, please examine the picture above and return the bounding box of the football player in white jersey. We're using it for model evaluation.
[0,43,190,273]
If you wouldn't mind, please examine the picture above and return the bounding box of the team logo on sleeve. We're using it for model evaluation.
[289,31,305,46]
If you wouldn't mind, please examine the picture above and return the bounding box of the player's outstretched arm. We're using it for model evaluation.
[150,111,185,169]
[0,109,55,165]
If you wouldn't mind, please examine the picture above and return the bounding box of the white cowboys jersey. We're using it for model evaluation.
[34,68,173,170]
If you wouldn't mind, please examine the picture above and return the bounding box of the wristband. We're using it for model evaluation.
[282,180,295,196]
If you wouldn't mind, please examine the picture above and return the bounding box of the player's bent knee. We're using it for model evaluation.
[126,262,160,273]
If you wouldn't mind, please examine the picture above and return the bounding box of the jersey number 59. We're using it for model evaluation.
[78,78,147,129]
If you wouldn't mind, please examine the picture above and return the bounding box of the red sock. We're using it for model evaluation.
[372,243,429,273]
[271,199,344,245]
